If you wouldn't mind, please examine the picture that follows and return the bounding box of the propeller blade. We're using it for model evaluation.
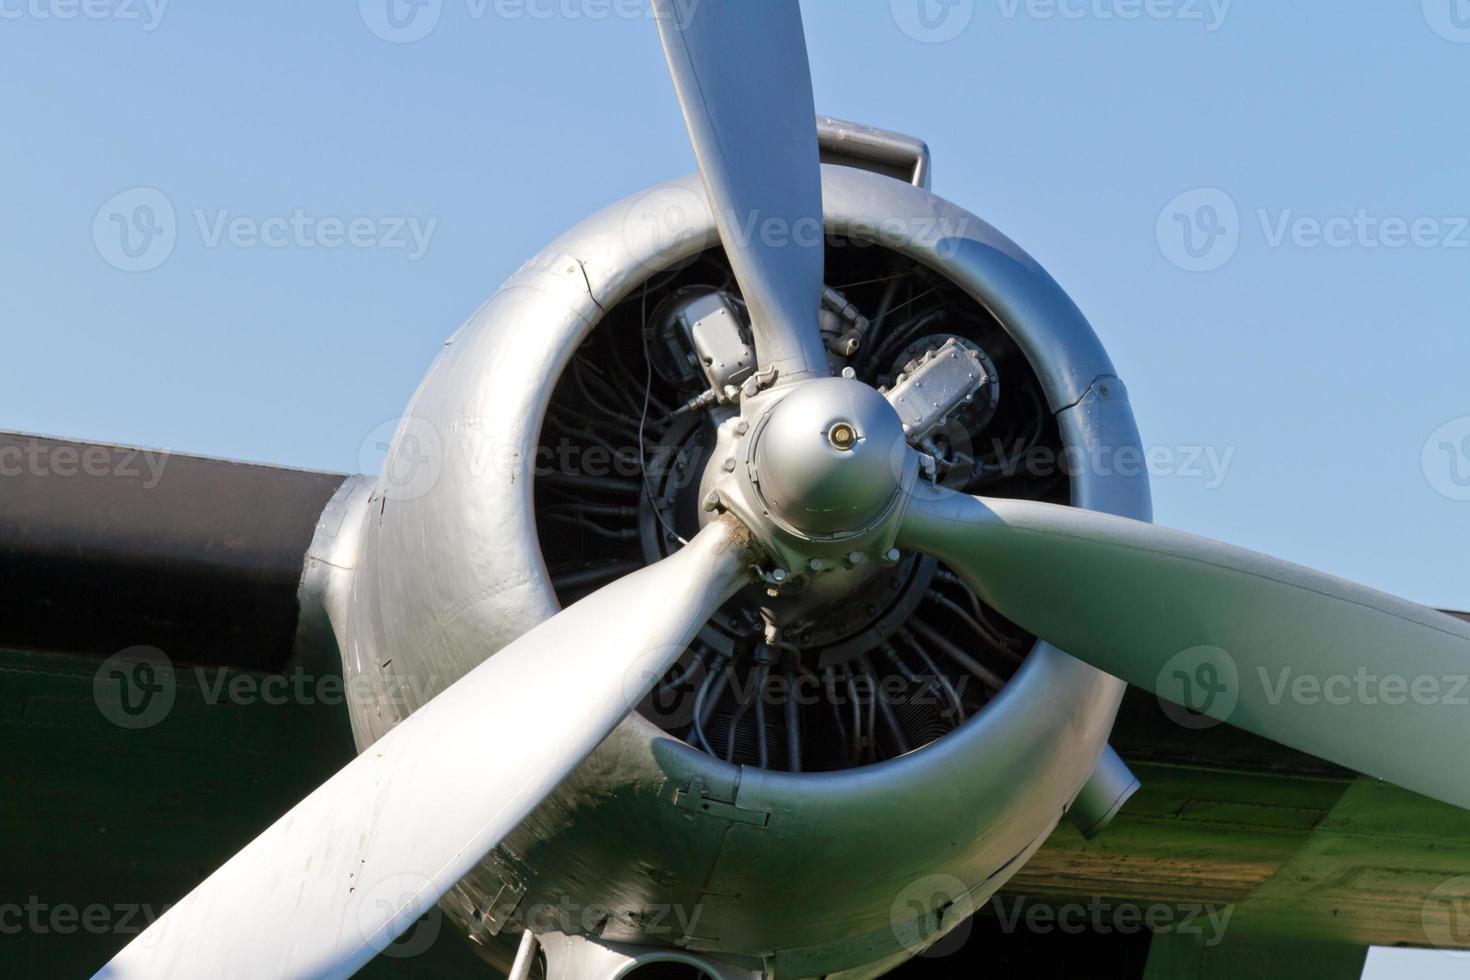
[95,518,753,980]
[654,0,828,382]
[899,488,1470,810]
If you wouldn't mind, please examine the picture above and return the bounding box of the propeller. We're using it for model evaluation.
[93,518,753,979]
[653,0,829,382]
[97,3,821,974]
[899,488,1470,811]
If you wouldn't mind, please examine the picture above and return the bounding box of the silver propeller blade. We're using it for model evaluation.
[95,518,753,980]
[654,0,828,382]
[899,488,1470,810]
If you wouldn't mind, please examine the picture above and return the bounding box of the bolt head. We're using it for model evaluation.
[827,422,858,452]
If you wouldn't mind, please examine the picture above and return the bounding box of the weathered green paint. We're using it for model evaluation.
[1144,931,1368,980]
[0,649,495,977]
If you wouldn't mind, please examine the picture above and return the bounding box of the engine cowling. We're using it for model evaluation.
[337,164,1150,978]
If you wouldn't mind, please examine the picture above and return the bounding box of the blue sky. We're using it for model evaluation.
[3,2,1467,975]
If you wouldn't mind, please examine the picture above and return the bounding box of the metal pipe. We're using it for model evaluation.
[507,928,539,980]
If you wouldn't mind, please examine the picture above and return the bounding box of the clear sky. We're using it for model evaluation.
[3,2,1467,976]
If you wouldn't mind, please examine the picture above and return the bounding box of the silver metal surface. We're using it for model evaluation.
[817,116,932,190]
[538,932,761,980]
[682,291,756,396]
[881,337,988,446]
[1067,745,1141,840]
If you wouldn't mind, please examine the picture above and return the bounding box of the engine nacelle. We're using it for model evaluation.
[332,164,1150,978]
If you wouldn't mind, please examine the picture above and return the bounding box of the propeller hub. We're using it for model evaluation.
[750,378,907,537]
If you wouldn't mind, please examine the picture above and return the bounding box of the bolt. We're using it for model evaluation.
[809,558,827,573]
[847,551,865,566]
[770,568,788,584]
[827,422,858,452]
[735,420,750,436]
[722,457,736,472]
[703,491,721,512]
[841,366,856,380]
[884,548,901,564]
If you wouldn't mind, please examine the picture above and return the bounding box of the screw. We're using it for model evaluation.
[722,457,736,472]
[735,420,750,436]
[847,551,865,566]
[884,548,901,564]
[770,568,788,584]
[703,491,721,512]
[809,558,827,573]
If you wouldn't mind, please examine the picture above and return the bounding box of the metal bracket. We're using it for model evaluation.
[817,115,932,190]
[674,776,770,827]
